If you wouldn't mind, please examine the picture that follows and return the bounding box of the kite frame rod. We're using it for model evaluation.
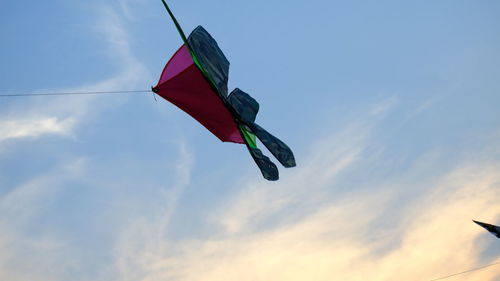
[160,0,190,47]
[158,0,206,80]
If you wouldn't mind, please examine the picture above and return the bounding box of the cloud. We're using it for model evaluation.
[0,0,150,146]
[0,2,155,280]
[0,140,194,281]
[128,148,499,281]
[211,119,372,235]
[113,141,194,281]
[0,159,87,281]
[370,96,399,115]
[110,100,500,281]
[0,117,75,142]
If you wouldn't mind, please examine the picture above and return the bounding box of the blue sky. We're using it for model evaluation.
[1,0,499,280]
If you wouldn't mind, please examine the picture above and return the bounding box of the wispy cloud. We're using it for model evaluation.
[0,2,155,280]
[212,120,371,235]
[110,100,499,281]
[0,0,150,146]
[113,141,194,281]
[0,159,87,281]
[370,95,399,115]
[142,155,498,281]
[211,98,399,235]
[0,117,75,142]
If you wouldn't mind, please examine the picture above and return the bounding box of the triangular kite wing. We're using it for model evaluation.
[154,44,244,144]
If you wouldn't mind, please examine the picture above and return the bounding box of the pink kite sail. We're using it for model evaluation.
[154,45,244,144]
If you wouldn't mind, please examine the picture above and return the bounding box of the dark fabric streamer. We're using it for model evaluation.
[188,26,230,97]
[228,88,260,124]
[228,88,296,170]
[248,123,296,168]
[247,147,279,181]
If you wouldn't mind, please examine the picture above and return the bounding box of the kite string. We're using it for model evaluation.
[0,90,151,97]
[428,260,500,281]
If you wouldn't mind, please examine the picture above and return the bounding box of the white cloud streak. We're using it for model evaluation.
[0,2,155,280]
[110,100,500,281]
[0,117,75,142]
[0,0,150,146]
[113,141,194,281]
[0,159,87,281]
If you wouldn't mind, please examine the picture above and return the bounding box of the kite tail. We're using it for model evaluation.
[236,124,276,180]
[248,146,279,180]
[247,123,296,168]
[229,88,296,170]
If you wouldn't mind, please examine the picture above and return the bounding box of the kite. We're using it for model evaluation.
[152,1,296,180]
[473,220,500,239]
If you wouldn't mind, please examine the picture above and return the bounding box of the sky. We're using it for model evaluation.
[0,0,499,280]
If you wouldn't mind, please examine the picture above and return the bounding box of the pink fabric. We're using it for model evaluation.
[158,45,194,85]
[155,46,244,144]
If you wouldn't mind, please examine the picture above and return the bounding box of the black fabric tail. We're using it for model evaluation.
[248,123,296,168]
[247,146,279,181]
[228,88,296,169]
[228,88,259,123]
